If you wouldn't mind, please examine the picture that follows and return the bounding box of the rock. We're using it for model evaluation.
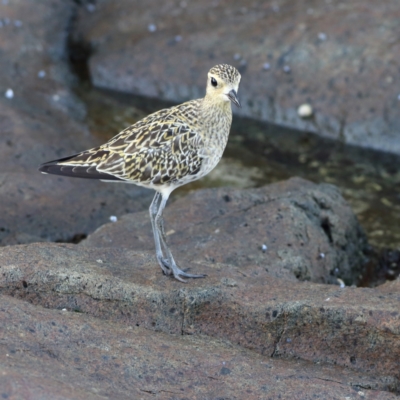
[1,295,397,399]
[0,0,152,245]
[0,172,152,245]
[73,0,400,154]
[83,177,368,285]
[0,243,399,395]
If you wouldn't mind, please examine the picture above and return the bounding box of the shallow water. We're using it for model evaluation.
[76,85,400,284]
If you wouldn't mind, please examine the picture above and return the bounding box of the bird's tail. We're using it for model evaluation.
[39,150,123,181]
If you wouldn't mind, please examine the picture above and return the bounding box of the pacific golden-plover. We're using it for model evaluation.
[39,64,241,282]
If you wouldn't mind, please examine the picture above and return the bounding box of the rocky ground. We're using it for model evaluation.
[0,1,399,398]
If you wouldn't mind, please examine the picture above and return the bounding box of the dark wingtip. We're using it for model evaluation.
[38,154,124,181]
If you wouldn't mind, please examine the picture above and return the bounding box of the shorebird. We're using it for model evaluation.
[39,64,241,282]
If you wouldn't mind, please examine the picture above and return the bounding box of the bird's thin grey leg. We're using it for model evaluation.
[155,193,206,282]
[149,192,169,275]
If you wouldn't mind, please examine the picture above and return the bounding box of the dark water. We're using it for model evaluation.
[76,85,400,286]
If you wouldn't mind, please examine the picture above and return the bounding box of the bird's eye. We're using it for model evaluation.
[211,77,218,87]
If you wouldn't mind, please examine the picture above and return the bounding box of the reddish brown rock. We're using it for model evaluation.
[74,0,400,154]
[1,241,399,392]
[0,0,152,245]
[1,295,397,399]
[83,177,368,285]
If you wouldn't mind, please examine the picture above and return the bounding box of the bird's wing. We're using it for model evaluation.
[39,101,205,185]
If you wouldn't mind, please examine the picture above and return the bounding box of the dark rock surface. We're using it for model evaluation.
[0,0,152,246]
[73,0,400,154]
[1,243,399,396]
[1,295,397,399]
[83,177,368,285]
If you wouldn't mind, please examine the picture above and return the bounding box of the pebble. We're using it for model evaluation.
[318,32,327,41]
[233,53,241,61]
[5,88,14,99]
[283,65,291,73]
[397,94,400,101]
[148,23,157,33]
[109,215,118,222]
[298,103,313,118]
[263,62,271,71]
[86,3,96,12]
[14,20,22,27]
[38,70,46,78]
[261,244,268,252]
[174,35,182,42]
[337,278,345,288]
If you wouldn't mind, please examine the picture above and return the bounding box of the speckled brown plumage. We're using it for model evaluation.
[39,64,241,282]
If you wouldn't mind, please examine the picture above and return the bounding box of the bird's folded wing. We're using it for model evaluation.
[96,121,204,185]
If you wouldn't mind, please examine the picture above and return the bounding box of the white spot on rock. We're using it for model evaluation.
[14,20,22,27]
[298,104,313,118]
[86,3,96,12]
[148,23,157,33]
[174,35,182,42]
[109,215,117,222]
[262,63,271,71]
[5,88,14,99]
[261,244,268,252]
[318,32,327,41]
[38,70,46,78]
[337,278,345,288]
[233,53,241,61]
[283,65,291,73]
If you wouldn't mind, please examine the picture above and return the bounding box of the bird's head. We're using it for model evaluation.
[206,64,241,108]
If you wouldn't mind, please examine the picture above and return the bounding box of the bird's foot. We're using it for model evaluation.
[160,257,206,283]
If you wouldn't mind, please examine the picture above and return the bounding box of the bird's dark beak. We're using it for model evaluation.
[227,89,241,108]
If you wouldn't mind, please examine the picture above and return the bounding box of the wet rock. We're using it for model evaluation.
[0,243,399,395]
[83,177,368,285]
[1,295,397,399]
[74,0,400,155]
[0,0,152,245]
